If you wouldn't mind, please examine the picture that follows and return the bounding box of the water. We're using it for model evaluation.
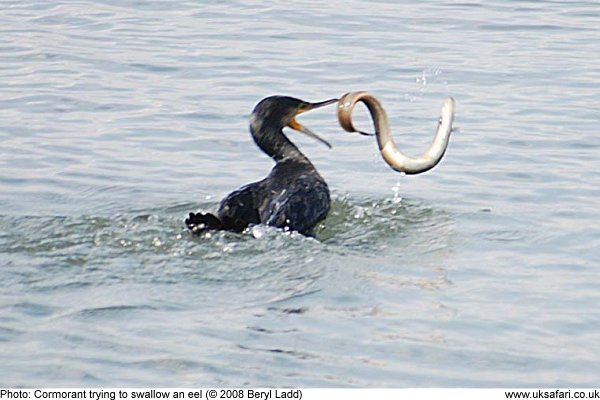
[1,0,599,387]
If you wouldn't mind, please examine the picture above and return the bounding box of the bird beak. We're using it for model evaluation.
[287,98,338,149]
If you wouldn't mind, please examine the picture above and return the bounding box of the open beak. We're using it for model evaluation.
[287,98,338,149]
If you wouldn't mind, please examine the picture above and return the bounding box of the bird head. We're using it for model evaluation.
[250,96,338,148]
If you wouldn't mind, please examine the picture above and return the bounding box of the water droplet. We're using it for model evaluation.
[391,178,403,204]
[354,207,365,219]
[251,225,266,239]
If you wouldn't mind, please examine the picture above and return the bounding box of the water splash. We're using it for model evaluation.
[403,68,447,102]
[416,67,444,89]
[391,176,403,205]
[251,225,266,239]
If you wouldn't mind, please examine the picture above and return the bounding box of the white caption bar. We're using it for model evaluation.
[1,388,599,400]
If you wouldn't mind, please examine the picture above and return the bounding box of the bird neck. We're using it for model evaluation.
[250,120,309,163]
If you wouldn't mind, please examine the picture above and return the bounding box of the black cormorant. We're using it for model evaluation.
[186,96,337,236]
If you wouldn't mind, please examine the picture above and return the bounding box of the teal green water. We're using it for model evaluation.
[1,0,599,387]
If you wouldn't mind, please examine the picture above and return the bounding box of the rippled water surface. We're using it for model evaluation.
[1,0,599,387]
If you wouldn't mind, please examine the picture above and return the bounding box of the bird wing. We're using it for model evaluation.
[264,176,330,235]
[217,181,263,232]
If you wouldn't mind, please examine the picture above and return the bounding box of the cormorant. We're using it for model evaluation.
[186,96,338,236]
